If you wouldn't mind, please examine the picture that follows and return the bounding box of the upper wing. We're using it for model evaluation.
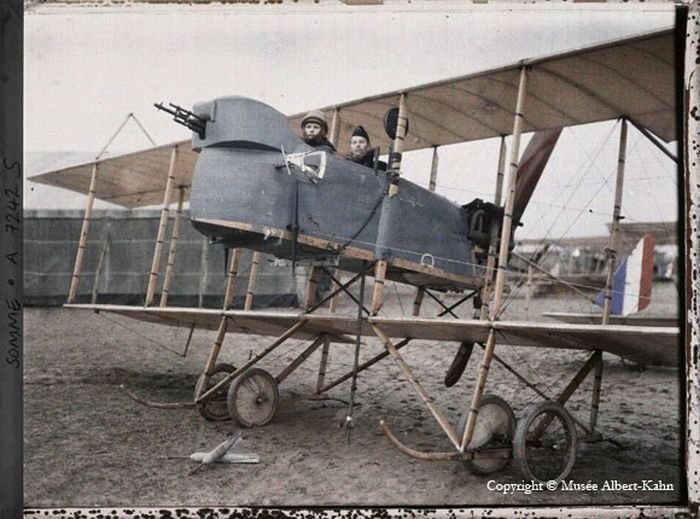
[69,304,680,367]
[31,141,195,209]
[289,28,676,154]
[31,28,676,208]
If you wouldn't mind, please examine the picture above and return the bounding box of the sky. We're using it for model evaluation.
[24,2,679,240]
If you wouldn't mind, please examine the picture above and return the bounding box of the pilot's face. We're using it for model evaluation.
[350,136,369,158]
[304,122,324,143]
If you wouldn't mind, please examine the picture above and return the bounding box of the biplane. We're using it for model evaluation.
[31,27,681,483]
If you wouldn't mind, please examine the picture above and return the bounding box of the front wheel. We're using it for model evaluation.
[458,394,516,475]
[513,400,577,483]
[227,368,279,428]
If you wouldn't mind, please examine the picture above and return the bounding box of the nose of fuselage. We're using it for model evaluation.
[190,96,301,154]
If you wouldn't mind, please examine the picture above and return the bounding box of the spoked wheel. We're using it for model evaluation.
[227,368,279,428]
[513,400,578,483]
[194,363,236,422]
[458,394,516,475]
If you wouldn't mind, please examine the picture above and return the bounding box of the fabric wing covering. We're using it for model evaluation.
[31,28,675,209]
[65,304,681,367]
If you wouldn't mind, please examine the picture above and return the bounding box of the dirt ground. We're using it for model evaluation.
[23,281,684,508]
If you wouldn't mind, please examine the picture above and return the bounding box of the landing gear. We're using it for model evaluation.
[513,400,577,483]
[459,394,515,474]
[227,368,279,428]
[194,363,235,422]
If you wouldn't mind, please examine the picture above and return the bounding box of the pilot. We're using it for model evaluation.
[346,125,386,171]
[301,110,336,152]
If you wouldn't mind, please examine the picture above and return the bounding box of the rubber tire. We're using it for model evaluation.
[227,368,280,428]
[458,394,516,475]
[513,400,577,483]
[194,362,236,422]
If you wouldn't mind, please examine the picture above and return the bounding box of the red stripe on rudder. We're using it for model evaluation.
[638,234,654,312]
[513,128,562,225]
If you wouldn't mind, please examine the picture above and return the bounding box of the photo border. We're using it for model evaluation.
[6,2,698,517]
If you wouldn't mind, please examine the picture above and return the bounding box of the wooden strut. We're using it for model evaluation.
[317,337,412,395]
[372,324,461,450]
[461,66,528,453]
[531,350,601,440]
[121,384,195,409]
[371,260,387,315]
[195,320,308,404]
[329,108,341,148]
[245,251,261,311]
[198,238,210,309]
[412,287,425,316]
[476,342,597,437]
[379,420,510,462]
[146,145,178,307]
[276,335,326,384]
[304,265,321,310]
[372,93,408,316]
[379,420,461,461]
[195,315,230,401]
[525,264,534,320]
[146,146,178,306]
[413,146,440,316]
[223,248,241,310]
[197,257,339,407]
[589,350,604,431]
[315,336,331,393]
[160,187,186,307]
[183,322,196,358]
[91,227,111,304]
[68,162,99,303]
[326,108,342,312]
[366,82,527,457]
[602,118,628,325]
[480,135,507,321]
[328,268,341,313]
[379,305,608,461]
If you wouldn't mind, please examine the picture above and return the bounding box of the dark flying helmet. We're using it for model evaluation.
[351,125,370,143]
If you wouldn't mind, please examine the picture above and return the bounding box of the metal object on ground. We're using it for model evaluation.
[513,400,577,483]
[189,432,242,474]
[227,368,279,428]
[189,452,259,464]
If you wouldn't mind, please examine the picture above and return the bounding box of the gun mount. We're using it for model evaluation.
[154,102,207,139]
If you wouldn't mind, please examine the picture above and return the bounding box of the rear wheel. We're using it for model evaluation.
[194,363,235,422]
[513,400,577,483]
[458,394,515,475]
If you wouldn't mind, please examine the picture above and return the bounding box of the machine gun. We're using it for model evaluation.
[154,102,207,138]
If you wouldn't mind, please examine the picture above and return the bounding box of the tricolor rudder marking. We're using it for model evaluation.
[596,234,654,316]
